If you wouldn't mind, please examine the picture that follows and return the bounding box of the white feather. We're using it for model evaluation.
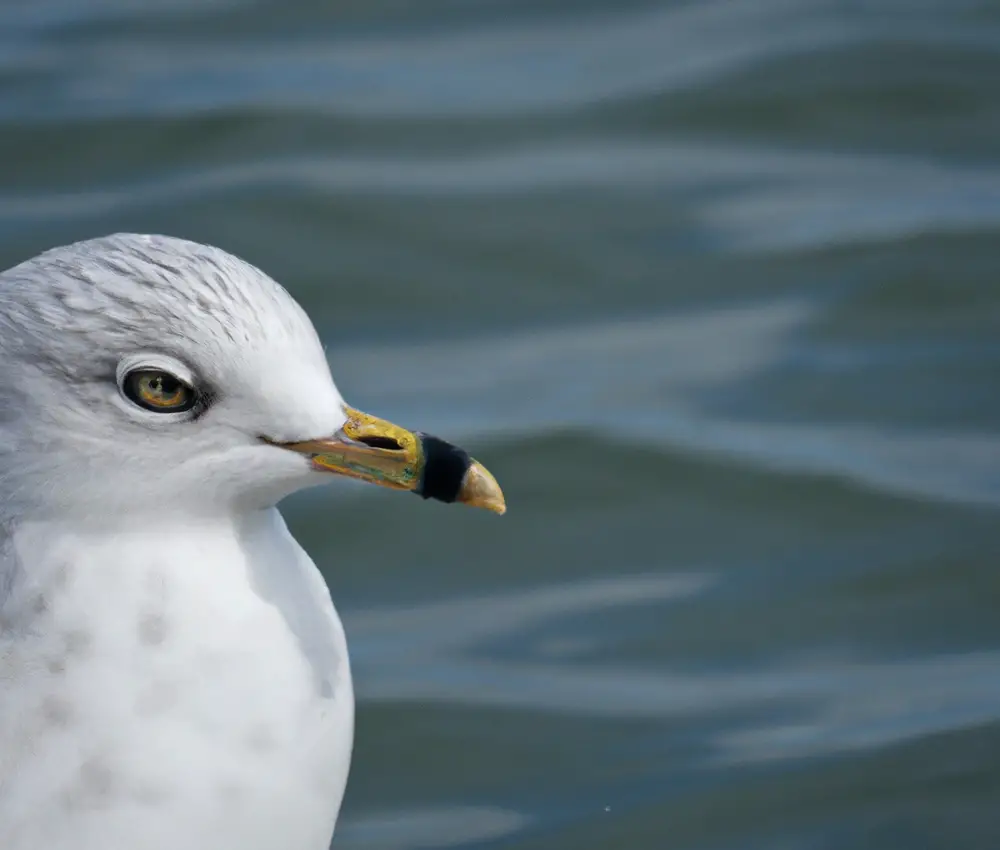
[0,234,355,849]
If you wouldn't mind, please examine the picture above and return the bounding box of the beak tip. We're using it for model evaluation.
[457,461,507,515]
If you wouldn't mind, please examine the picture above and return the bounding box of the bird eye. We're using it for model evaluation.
[122,370,196,413]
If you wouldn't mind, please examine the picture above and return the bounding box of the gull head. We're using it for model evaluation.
[0,233,504,522]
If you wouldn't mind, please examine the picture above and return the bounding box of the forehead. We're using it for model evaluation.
[0,233,323,382]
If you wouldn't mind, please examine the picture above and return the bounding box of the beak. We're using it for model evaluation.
[267,406,506,515]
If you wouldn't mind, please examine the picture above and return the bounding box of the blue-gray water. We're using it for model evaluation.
[3,1,1000,847]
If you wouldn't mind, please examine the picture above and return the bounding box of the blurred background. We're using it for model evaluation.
[2,0,1000,847]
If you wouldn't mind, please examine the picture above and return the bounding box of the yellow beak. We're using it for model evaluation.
[268,406,505,515]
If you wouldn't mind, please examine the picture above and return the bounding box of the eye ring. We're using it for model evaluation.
[122,369,197,413]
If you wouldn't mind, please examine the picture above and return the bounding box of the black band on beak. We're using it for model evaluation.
[415,434,472,504]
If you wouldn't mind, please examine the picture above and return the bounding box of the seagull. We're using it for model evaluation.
[0,233,505,850]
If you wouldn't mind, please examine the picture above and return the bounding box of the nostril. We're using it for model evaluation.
[357,435,403,451]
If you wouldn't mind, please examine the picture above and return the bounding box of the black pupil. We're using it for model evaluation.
[151,374,178,396]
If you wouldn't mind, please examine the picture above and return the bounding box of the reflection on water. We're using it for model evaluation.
[347,573,1000,753]
[340,805,527,850]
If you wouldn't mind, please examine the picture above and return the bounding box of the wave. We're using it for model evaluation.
[326,302,1000,510]
[2,0,993,120]
[345,572,1000,764]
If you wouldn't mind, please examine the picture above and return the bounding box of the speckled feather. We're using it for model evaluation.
[0,235,355,850]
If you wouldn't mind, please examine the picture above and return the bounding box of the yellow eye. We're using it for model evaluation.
[123,370,196,413]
